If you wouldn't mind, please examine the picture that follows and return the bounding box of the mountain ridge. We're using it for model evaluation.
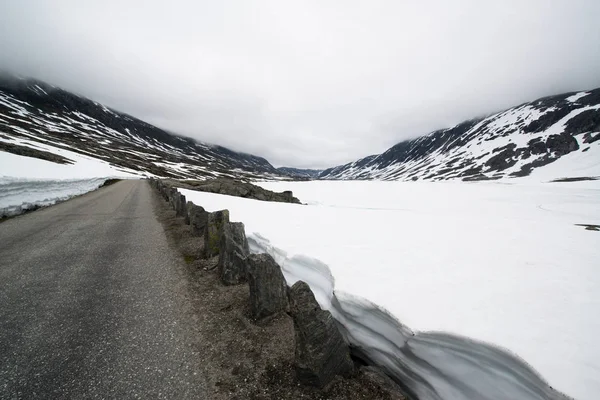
[320,88,600,181]
[0,74,286,180]
[3,74,599,182]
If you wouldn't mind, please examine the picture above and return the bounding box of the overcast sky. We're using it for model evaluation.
[1,1,599,168]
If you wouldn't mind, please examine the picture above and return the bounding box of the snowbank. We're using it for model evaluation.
[0,177,109,217]
[181,180,600,400]
[249,234,569,400]
[0,134,142,217]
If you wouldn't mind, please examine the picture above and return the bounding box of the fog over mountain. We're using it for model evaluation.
[1,0,599,168]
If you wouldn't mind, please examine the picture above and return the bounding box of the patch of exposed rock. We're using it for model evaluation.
[172,178,301,204]
[0,141,73,164]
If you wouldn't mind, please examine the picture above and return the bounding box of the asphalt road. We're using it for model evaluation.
[0,180,207,399]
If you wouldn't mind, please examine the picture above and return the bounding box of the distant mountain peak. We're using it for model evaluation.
[276,167,323,179]
[320,88,600,181]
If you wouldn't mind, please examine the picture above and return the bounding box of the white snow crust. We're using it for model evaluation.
[181,180,600,400]
[0,177,109,217]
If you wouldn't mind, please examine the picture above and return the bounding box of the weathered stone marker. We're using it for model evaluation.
[184,201,192,225]
[161,183,169,201]
[246,253,289,320]
[289,281,354,387]
[203,210,229,258]
[168,187,177,209]
[187,203,208,237]
[218,221,250,285]
[175,193,186,217]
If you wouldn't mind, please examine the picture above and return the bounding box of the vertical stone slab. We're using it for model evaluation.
[218,221,250,285]
[188,204,208,237]
[289,281,354,387]
[246,253,289,320]
[203,210,229,258]
[184,201,193,225]
[175,193,186,217]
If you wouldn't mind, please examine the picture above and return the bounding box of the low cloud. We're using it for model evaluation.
[1,0,599,168]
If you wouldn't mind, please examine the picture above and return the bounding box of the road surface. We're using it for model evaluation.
[0,180,207,399]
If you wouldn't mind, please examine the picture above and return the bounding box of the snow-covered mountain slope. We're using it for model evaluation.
[0,74,286,180]
[320,88,600,181]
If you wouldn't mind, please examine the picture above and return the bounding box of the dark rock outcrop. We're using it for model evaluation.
[0,141,73,165]
[246,253,289,320]
[203,210,229,258]
[545,132,579,156]
[565,109,600,136]
[218,221,250,285]
[582,132,600,144]
[485,145,518,171]
[288,281,354,387]
[175,178,301,204]
[528,138,547,155]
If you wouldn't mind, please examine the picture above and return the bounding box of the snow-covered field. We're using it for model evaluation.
[181,180,600,400]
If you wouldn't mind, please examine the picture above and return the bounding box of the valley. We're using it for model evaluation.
[1,76,599,400]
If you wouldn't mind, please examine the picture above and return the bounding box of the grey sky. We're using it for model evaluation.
[1,1,599,168]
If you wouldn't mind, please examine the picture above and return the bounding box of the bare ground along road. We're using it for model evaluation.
[0,180,207,399]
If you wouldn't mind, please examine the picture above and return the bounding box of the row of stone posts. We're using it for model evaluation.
[148,178,355,388]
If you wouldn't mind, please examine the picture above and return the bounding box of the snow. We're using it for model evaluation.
[34,85,48,96]
[0,136,141,180]
[321,91,600,182]
[526,141,600,181]
[181,180,600,400]
[0,133,141,216]
[566,92,590,103]
[0,177,109,217]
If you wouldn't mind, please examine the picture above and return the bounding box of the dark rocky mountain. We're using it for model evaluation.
[320,88,600,181]
[0,74,286,180]
[276,167,323,179]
